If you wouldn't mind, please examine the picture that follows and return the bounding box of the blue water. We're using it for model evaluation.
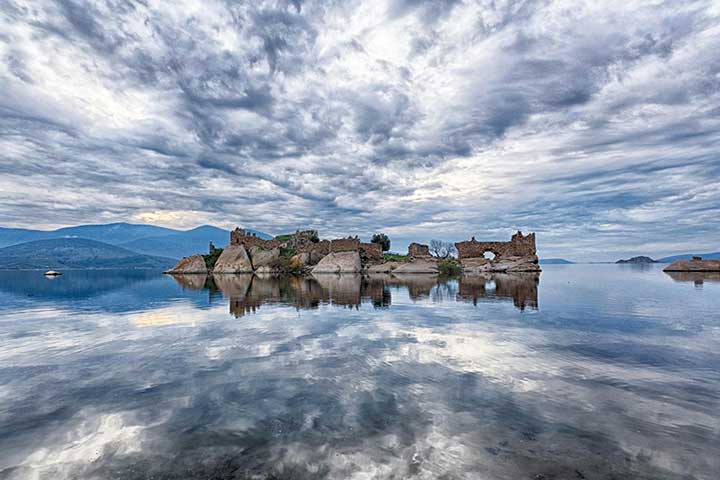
[0,265,718,479]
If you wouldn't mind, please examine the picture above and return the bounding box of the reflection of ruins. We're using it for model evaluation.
[457,273,539,310]
[169,272,540,316]
[665,271,720,288]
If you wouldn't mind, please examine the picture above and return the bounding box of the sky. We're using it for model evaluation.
[1,0,719,261]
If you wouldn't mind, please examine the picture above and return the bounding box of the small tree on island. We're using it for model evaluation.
[371,233,391,252]
[430,240,456,259]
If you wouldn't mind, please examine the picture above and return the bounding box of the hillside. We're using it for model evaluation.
[539,258,574,264]
[0,238,176,270]
[0,223,272,259]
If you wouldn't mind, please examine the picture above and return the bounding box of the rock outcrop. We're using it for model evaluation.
[312,251,362,273]
[248,246,280,273]
[392,258,438,274]
[213,244,254,273]
[461,256,540,273]
[165,254,208,274]
[663,258,720,272]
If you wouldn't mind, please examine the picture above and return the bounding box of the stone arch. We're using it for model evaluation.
[482,249,499,260]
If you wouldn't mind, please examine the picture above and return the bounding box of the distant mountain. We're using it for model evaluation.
[0,238,176,270]
[0,223,272,259]
[616,256,656,264]
[539,258,574,264]
[656,252,720,263]
[119,225,232,259]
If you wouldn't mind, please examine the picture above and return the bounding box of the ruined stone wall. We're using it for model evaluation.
[408,242,430,257]
[297,240,331,256]
[359,242,383,261]
[330,238,361,252]
[455,231,536,259]
[230,228,281,250]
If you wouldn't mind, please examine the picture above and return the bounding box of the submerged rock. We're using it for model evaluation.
[312,251,362,273]
[165,254,208,274]
[213,244,254,273]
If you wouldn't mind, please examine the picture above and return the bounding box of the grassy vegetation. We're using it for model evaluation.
[437,257,463,275]
[383,253,410,262]
[274,233,294,242]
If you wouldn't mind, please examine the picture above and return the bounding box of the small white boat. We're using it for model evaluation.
[44,270,62,276]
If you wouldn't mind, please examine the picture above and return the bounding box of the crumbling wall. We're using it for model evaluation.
[408,242,430,257]
[359,242,383,261]
[455,231,536,259]
[297,240,331,257]
[330,238,361,252]
[230,228,281,250]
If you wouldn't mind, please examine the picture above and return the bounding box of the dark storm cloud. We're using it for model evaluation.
[0,0,719,259]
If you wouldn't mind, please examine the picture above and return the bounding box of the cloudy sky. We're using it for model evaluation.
[1,0,719,260]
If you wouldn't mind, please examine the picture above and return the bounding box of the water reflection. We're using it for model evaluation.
[665,271,720,288]
[1,266,719,480]
[171,272,540,315]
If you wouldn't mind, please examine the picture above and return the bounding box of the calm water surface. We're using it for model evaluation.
[0,265,718,479]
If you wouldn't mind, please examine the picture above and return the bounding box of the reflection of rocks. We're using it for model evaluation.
[170,274,208,290]
[203,272,538,316]
[458,273,539,310]
[312,274,362,307]
[665,271,720,287]
[213,245,254,273]
[165,255,207,274]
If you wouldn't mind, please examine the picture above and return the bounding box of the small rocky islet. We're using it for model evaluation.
[165,228,541,275]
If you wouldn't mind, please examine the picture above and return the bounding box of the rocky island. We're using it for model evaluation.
[166,228,541,275]
[663,256,720,272]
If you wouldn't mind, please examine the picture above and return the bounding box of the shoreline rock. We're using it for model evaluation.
[165,254,208,274]
[663,258,720,272]
[312,251,362,273]
[213,244,254,273]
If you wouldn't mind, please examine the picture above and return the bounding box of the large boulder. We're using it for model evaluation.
[462,255,541,273]
[393,258,438,274]
[248,246,280,273]
[213,244,254,273]
[165,254,207,274]
[366,261,403,273]
[311,251,362,273]
[663,259,720,272]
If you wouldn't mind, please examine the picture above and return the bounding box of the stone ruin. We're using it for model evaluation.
[455,231,540,272]
[407,242,431,258]
[169,227,539,275]
[455,231,536,259]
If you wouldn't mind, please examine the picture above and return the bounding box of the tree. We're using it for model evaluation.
[429,239,456,259]
[371,233,391,252]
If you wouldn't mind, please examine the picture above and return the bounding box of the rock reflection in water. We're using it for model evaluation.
[170,272,540,315]
[665,271,720,288]
[458,273,539,310]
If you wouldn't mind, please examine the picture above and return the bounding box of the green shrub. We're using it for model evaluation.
[437,258,463,275]
[202,247,223,268]
[371,233,391,252]
[274,233,294,242]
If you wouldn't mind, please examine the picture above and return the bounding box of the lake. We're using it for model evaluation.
[0,265,718,479]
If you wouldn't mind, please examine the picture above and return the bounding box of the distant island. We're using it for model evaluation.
[539,258,574,265]
[167,228,542,275]
[616,256,656,264]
